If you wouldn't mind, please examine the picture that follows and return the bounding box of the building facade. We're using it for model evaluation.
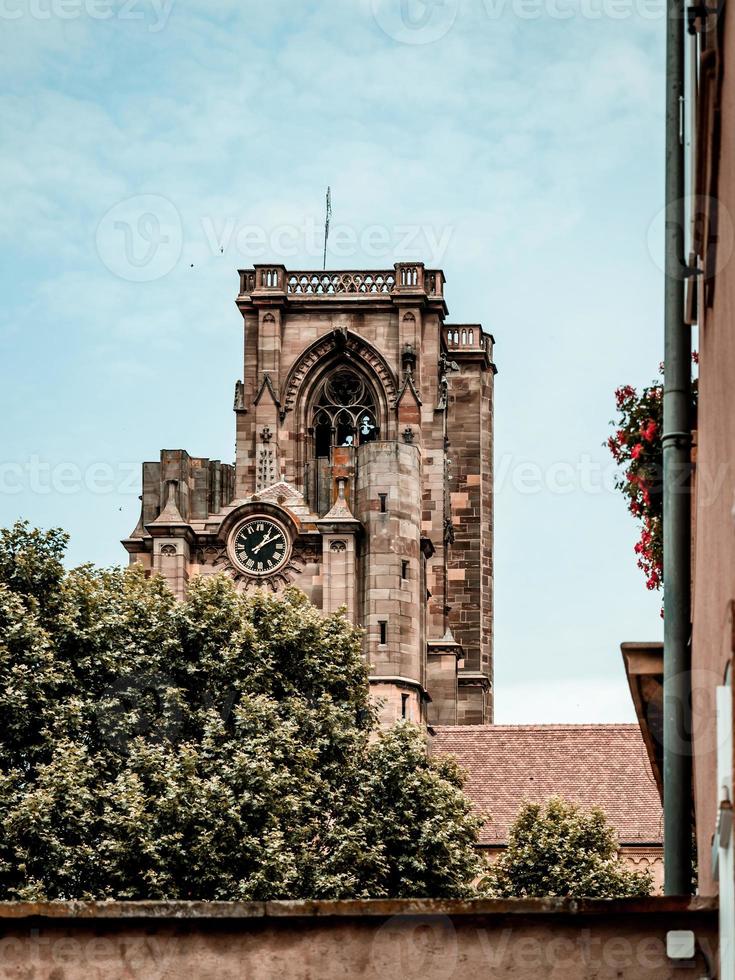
[623,5,735,973]
[124,263,496,726]
[687,1,734,966]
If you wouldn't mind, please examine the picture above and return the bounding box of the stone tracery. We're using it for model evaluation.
[312,369,380,455]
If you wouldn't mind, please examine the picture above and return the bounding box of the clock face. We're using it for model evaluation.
[231,517,291,577]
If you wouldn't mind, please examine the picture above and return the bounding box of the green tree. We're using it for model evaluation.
[0,521,484,901]
[483,797,653,899]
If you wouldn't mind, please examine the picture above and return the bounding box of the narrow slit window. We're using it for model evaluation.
[379,621,387,645]
[379,493,387,513]
[401,560,409,580]
[401,693,409,719]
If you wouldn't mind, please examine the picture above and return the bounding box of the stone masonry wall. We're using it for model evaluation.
[0,899,716,979]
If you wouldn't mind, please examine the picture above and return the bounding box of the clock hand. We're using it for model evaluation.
[252,531,278,555]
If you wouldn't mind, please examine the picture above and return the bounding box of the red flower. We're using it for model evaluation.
[641,420,657,443]
[615,385,636,409]
[610,373,673,595]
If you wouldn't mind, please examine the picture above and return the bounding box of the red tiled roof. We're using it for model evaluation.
[430,724,663,846]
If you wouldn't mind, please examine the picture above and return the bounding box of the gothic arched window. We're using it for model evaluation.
[311,369,380,458]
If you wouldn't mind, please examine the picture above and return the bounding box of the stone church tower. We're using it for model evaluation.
[124,263,496,725]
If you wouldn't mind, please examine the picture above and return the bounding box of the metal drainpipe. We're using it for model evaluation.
[662,0,693,896]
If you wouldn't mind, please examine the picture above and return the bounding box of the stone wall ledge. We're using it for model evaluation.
[0,896,717,922]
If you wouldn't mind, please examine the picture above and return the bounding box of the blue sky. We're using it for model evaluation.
[0,0,667,722]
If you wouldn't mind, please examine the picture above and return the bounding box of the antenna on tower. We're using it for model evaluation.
[323,186,332,271]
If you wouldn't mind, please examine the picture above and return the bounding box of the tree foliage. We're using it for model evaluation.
[0,521,484,901]
[483,797,653,899]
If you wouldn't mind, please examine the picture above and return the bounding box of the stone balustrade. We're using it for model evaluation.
[443,325,489,354]
[238,264,445,300]
[288,270,396,295]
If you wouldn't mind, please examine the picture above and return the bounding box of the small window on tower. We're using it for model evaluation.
[379,493,387,513]
[401,693,409,719]
[379,620,387,645]
[401,560,409,580]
